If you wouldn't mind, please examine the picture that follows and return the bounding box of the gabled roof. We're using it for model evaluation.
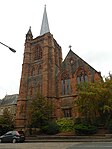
[40,5,50,36]
[62,49,101,75]
[1,94,18,106]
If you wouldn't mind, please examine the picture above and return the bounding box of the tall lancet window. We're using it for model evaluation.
[61,72,71,95]
[34,45,42,61]
[77,69,88,84]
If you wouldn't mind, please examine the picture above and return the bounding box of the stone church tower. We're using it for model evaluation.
[16,6,62,129]
[16,6,102,129]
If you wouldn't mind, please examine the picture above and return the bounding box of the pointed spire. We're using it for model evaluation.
[27,26,33,36]
[40,5,50,36]
[26,26,33,41]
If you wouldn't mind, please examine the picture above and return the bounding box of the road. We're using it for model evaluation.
[0,142,112,149]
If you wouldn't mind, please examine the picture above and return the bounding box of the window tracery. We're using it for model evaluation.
[34,45,42,61]
[77,69,88,84]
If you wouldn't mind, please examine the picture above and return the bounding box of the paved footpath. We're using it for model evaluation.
[1,142,112,149]
[25,134,112,142]
[0,142,80,149]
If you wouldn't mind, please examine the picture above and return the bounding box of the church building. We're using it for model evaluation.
[16,6,102,129]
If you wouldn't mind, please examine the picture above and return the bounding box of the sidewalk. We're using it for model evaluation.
[25,134,112,142]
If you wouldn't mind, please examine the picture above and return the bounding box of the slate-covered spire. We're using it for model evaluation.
[40,5,50,36]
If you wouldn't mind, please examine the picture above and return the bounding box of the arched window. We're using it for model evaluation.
[77,70,88,84]
[34,45,42,61]
[61,72,71,95]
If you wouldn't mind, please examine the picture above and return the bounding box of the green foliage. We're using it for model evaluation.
[106,120,112,133]
[41,121,59,135]
[75,117,91,126]
[74,117,97,135]
[27,93,52,129]
[0,109,14,135]
[74,123,97,135]
[2,108,14,125]
[56,118,74,132]
[76,78,112,126]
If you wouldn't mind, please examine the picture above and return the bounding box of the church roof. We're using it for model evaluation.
[40,5,50,36]
[62,49,101,76]
[0,94,18,106]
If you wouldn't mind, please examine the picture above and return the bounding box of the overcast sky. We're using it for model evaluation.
[0,0,112,99]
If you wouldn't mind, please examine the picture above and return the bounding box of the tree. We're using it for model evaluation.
[102,75,112,122]
[27,93,52,129]
[2,108,14,125]
[0,108,14,135]
[76,78,112,126]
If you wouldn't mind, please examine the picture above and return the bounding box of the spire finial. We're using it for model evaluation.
[69,45,72,50]
[40,5,50,36]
